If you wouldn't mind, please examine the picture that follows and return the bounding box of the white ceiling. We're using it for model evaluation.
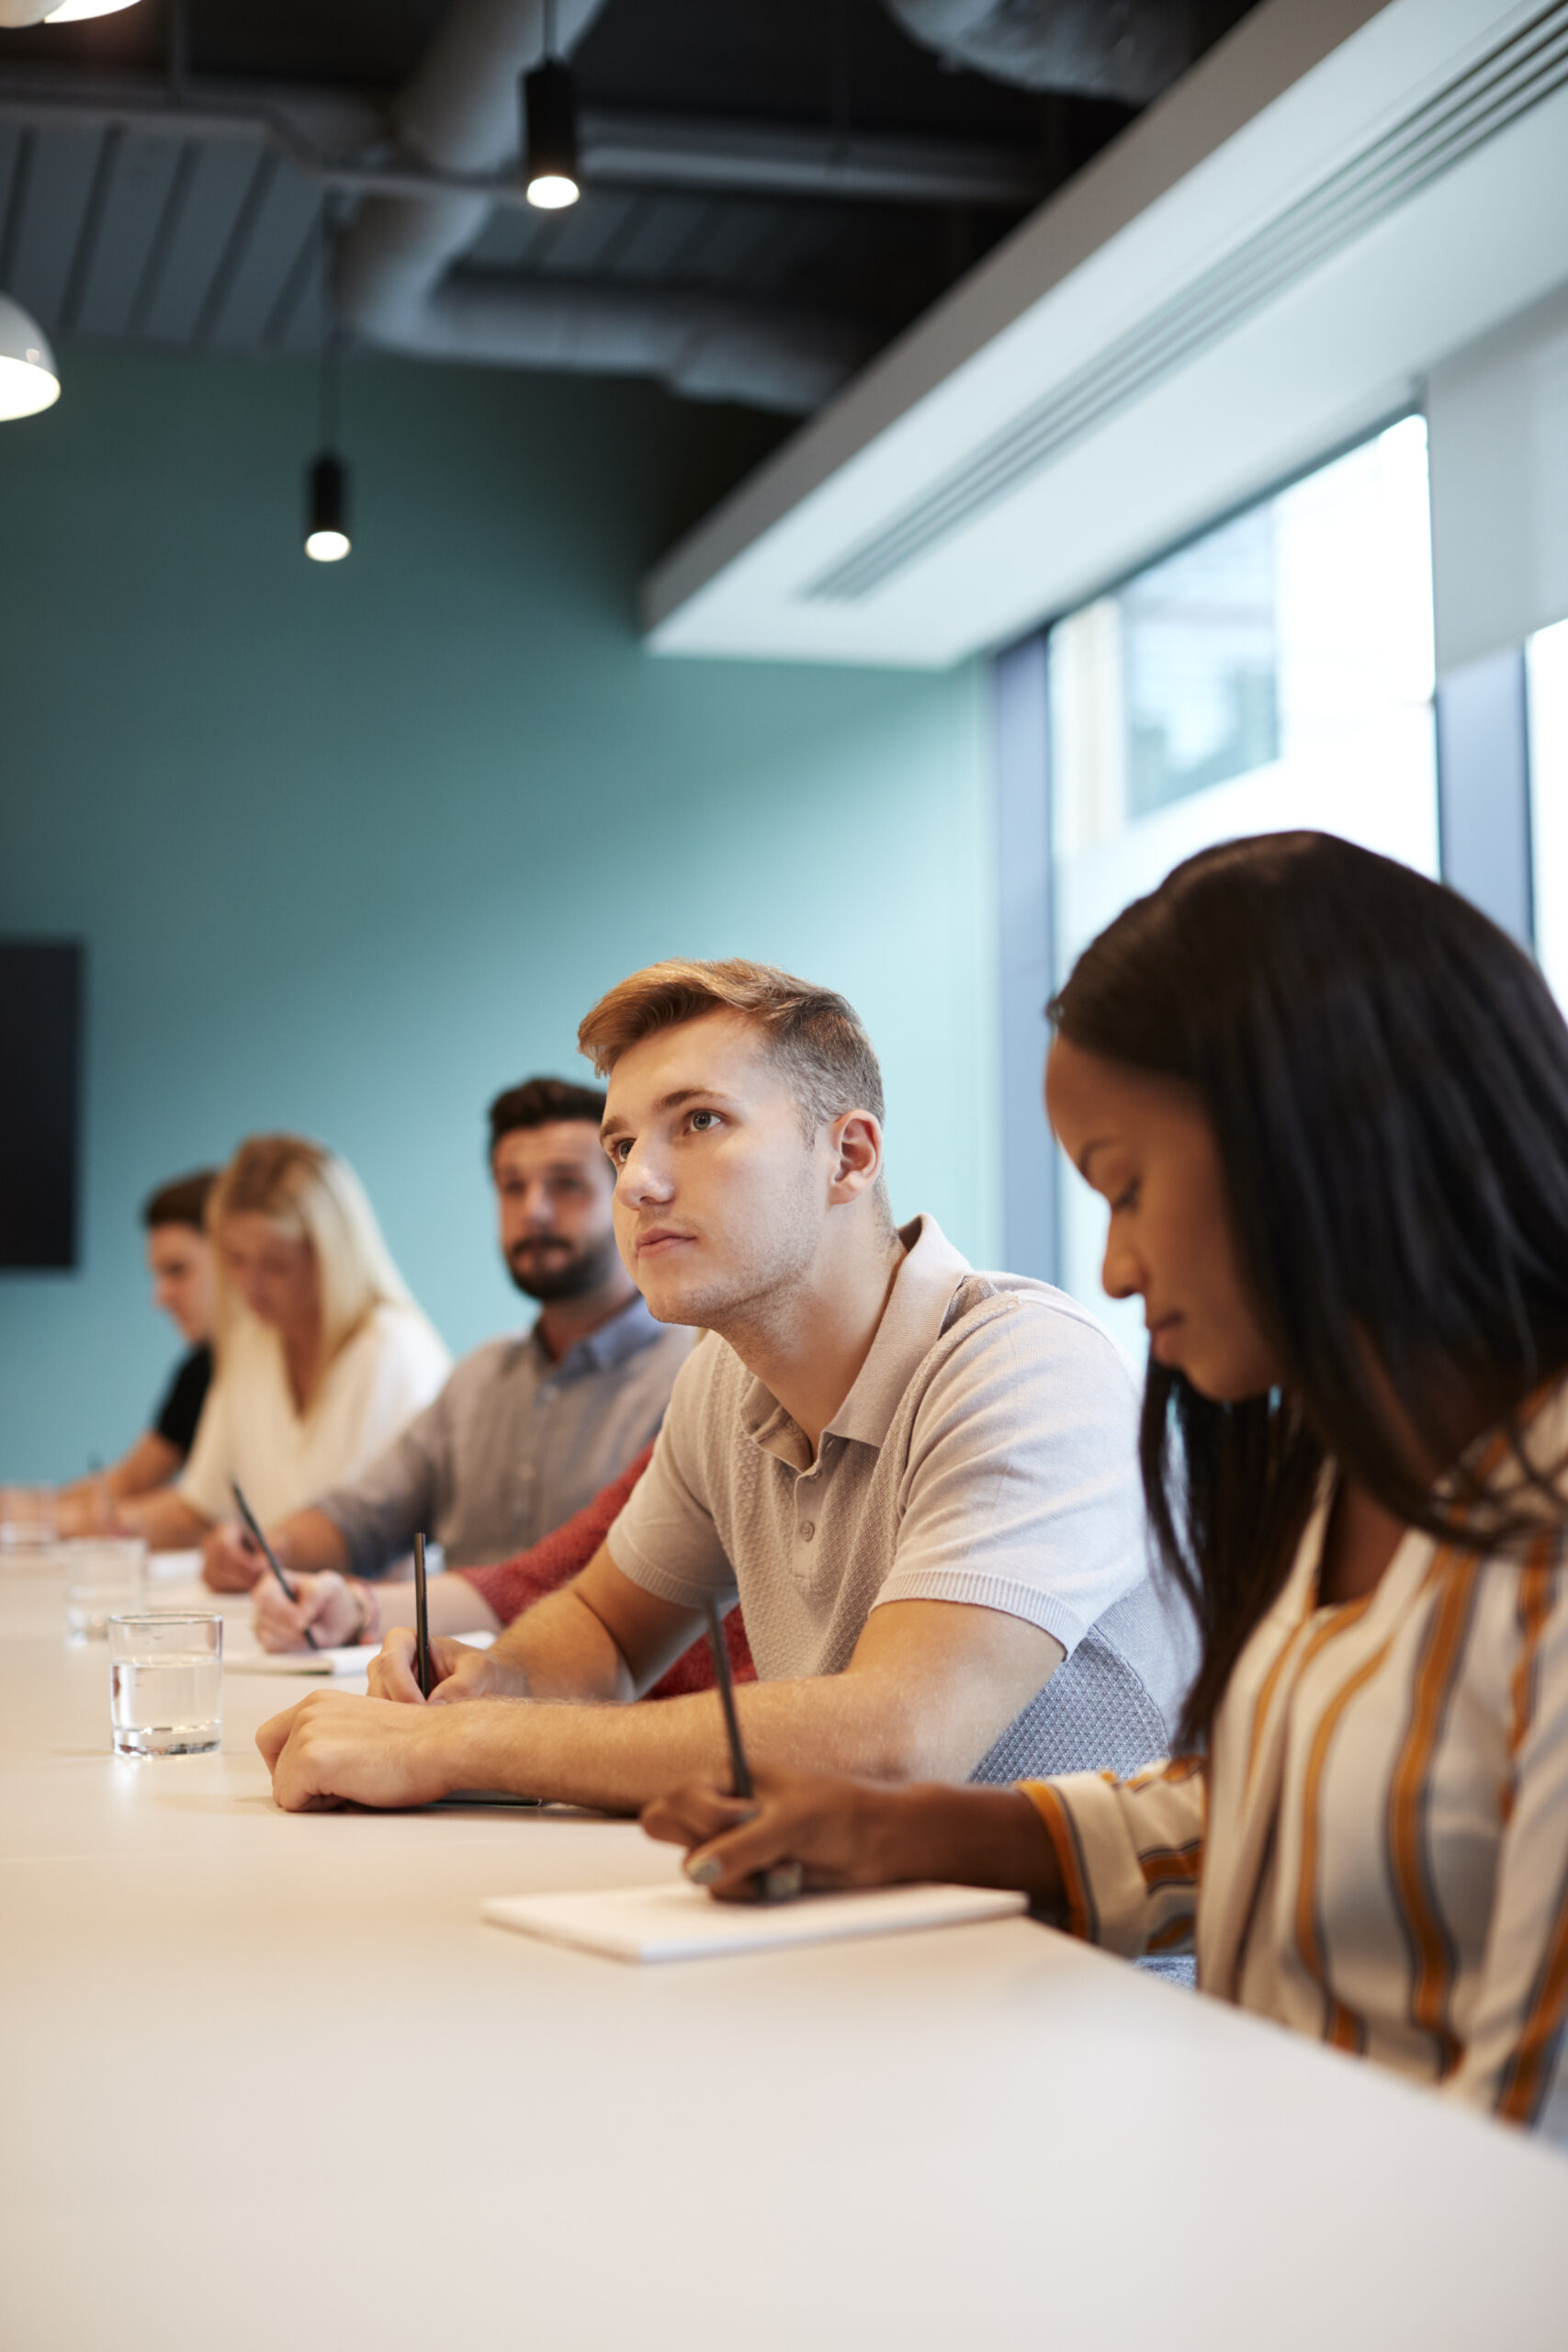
[642,0,1568,667]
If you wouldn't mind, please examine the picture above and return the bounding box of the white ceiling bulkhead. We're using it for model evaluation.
[643,0,1568,665]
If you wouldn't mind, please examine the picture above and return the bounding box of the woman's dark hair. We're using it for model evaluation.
[1049,831,1568,1741]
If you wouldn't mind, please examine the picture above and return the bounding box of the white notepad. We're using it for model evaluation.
[480,1878,1028,1962]
[222,1643,381,1676]
[147,1549,205,1585]
[223,1628,496,1677]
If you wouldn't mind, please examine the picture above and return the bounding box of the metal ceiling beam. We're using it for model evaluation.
[0,68,1046,209]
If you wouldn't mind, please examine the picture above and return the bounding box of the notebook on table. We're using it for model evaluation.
[480,1877,1028,1963]
[222,1643,381,1677]
[224,1629,496,1676]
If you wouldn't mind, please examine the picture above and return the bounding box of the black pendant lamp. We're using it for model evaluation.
[524,0,580,209]
[304,215,351,563]
[304,453,349,564]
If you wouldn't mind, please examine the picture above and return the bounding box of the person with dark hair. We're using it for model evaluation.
[55,1170,220,1533]
[638,836,1568,2143]
[224,1077,691,1625]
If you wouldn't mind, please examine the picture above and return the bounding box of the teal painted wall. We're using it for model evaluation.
[0,346,998,1480]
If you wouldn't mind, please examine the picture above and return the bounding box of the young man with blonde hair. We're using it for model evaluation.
[259,960,1184,1814]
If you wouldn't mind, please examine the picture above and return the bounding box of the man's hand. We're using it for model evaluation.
[367,1629,530,1706]
[202,1521,265,1592]
[253,1569,363,1652]
[256,1690,471,1811]
[641,1772,1064,1908]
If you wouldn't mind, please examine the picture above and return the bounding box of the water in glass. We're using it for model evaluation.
[111,1654,223,1756]
[107,1613,222,1757]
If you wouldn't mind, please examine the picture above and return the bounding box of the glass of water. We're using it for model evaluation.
[1,1486,60,1553]
[65,1537,147,1641]
[108,1613,223,1757]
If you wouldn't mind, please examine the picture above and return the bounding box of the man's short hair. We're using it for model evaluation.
[577,958,886,1139]
[488,1076,608,1156]
[141,1170,218,1233]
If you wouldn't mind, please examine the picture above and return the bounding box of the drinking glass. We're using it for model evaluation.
[65,1538,148,1642]
[0,1486,60,1554]
[108,1613,223,1757]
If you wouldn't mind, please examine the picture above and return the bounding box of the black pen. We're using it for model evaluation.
[413,1530,432,1701]
[231,1477,319,1651]
[702,1596,802,1902]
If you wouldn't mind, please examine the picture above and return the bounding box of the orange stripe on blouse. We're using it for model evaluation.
[1503,1541,1557,1824]
[1387,1551,1480,2077]
[1140,1842,1203,1891]
[1018,1781,1091,1943]
[1496,1867,1568,2125]
[1246,1611,1319,1792]
[1292,1600,1395,2053]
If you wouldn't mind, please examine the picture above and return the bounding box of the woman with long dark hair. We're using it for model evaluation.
[644,832,1568,2138]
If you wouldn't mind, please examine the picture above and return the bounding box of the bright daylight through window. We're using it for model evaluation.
[1047,415,1438,1353]
[1529,617,1568,1008]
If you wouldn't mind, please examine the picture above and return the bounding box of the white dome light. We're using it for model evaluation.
[304,528,351,564]
[0,292,60,422]
[0,0,141,21]
[525,171,580,209]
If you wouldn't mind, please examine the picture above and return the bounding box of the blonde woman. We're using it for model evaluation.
[122,1136,449,1569]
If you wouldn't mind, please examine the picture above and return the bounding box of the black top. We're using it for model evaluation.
[152,1343,213,1457]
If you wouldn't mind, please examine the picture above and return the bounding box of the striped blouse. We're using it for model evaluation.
[1021,1419,1568,2141]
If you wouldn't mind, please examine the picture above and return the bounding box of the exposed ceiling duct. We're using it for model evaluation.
[337,0,866,413]
[0,71,1050,209]
[883,0,1198,106]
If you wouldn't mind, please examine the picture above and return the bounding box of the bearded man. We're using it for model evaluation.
[200,1077,690,1596]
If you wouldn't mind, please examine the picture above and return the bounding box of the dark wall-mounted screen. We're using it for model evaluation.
[0,942,84,1271]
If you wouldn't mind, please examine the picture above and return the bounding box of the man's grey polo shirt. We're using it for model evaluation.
[313,1293,691,1577]
[607,1216,1191,1781]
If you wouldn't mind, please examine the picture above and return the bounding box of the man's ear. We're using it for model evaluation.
[826,1110,884,1204]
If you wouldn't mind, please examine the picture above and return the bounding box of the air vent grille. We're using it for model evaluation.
[807,1,1568,605]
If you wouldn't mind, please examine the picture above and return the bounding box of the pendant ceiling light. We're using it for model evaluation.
[305,454,350,563]
[303,212,351,562]
[0,0,142,24]
[523,0,580,209]
[0,291,60,421]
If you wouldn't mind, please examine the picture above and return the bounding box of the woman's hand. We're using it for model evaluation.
[641,1772,1066,1908]
[202,1521,266,1592]
[641,1773,940,1901]
[253,1568,367,1652]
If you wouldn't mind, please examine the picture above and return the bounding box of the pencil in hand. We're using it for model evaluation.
[702,1596,803,1904]
[413,1531,433,1701]
[231,1478,319,1651]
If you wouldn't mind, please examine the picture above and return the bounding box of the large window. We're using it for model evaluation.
[1529,617,1568,1005]
[1047,416,1438,1352]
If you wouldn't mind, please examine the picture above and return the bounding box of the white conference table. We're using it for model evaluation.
[3,1555,1566,2352]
